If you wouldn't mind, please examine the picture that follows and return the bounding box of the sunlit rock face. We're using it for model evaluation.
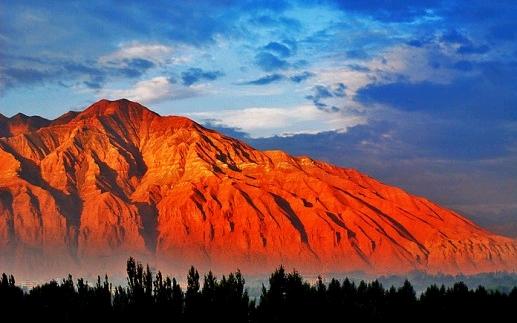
[0,99,516,279]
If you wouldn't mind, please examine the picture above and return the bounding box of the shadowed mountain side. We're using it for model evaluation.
[0,113,51,137]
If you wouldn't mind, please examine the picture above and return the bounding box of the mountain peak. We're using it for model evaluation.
[11,112,29,120]
[70,99,201,133]
[75,98,160,121]
[0,112,51,137]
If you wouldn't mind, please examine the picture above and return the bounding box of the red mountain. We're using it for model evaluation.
[0,99,516,279]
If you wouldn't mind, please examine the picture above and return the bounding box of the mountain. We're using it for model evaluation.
[0,112,51,137]
[0,99,516,279]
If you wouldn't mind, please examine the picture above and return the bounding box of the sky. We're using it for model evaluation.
[1,0,517,235]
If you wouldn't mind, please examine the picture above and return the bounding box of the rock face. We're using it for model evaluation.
[0,99,516,278]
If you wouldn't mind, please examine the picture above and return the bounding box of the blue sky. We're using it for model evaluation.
[1,0,517,235]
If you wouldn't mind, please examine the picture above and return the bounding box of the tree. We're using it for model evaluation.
[217,271,250,323]
[171,277,184,319]
[185,266,201,322]
[3,258,517,323]
[125,257,154,319]
[398,279,416,304]
[0,273,24,317]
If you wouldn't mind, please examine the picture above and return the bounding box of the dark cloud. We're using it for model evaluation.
[181,68,224,86]
[240,71,314,85]
[436,1,516,25]
[240,73,285,85]
[357,82,447,113]
[1,1,226,58]
[345,64,370,72]
[289,71,314,83]
[241,0,291,12]
[355,63,517,161]
[254,52,289,71]
[489,23,517,41]
[329,0,441,22]
[0,0,298,91]
[263,41,292,57]
[292,59,308,69]
[406,39,430,48]
[124,58,155,70]
[305,83,347,111]
[437,29,490,55]
[102,0,241,45]
[457,44,490,54]
[0,54,157,91]
[254,39,298,73]
[0,67,51,88]
[357,62,517,121]
[344,49,370,59]
[452,60,473,71]
[78,57,154,82]
[124,0,289,44]
[440,29,470,44]
[247,15,302,31]
[83,75,105,89]
[313,85,333,98]
[202,120,251,139]
[333,83,346,97]
[63,62,104,76]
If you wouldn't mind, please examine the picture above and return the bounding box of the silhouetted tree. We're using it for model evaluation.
[0,273,24,318]
[256,266,315,323]
[256,266,287,322]
[113,285,129,317]
[184,266,201,322]
[2,258,517,323]
[171,277,184,319]
[94,275,112,315]
[217,271,250,323]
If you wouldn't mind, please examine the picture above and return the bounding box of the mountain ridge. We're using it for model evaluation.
[0,99,516,279]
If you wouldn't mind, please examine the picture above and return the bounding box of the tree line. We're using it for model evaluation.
[1,258,516,322]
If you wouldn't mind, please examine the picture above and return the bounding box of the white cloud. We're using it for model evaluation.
[315,42,473,102]
[368,45,460,84]
[245,44,457,138]
[315,67,374,97]
[99,76,200,104]
[190,42,464,139]
[98,41,190,67]
[307,42,478,120]
[188,105,366,138]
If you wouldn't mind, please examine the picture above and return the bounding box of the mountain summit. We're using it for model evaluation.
[0,99,516,278]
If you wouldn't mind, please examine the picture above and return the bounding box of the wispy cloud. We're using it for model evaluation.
[181,68,224,86]
[189,105,366,137]
[99,76,201,104]
[239,73,285,85]
[254,52,289,71]
[262,41,295,57]
[289,71,314,83]
[99,42,174,66]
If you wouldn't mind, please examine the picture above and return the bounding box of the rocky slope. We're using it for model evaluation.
[0,99,516,279]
